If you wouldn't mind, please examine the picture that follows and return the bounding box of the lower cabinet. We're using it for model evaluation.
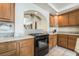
[0,50,17,56]
[20,46,34,56]
[0,38,34,56]
[49,34,57,48]
[67,35,77,50]
[57,34,67,48]
[0,41,17,56]
[57,34,77,51]
[19,39,34,56]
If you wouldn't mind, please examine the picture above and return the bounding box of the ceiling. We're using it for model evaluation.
[33,3,57,15]
[34,3,79,15]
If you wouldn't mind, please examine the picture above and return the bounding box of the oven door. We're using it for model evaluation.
[38,39,48,50]
[35,36,49,56]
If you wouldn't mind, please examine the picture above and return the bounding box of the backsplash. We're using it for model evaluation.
[25,29,47,34]
[0,22,14,37]
[58,26,79,33]
[50,26,79,33]
[0,22,14,30]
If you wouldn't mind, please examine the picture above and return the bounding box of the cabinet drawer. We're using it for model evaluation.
[20,39,34,48]
[0,50,17,56]
[0,42,17,54]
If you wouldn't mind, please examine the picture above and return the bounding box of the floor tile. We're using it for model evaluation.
[47,46,76,56]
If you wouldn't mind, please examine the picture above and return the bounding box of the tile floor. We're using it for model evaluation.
[46,46,76,56]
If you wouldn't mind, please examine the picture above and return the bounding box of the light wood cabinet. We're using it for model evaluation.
[0,4,4,19]
[0,38,34,56]
[58,9,79,26]
[76,10,79,25]
[58,13,69,27]
[69,11,77,26]
[50,15,55,27]
[0,50,17,56]
[49,34,57,48]
[0,41,17,56]
[0,3,15,22]
[57,34,68,48]
[67,35,77,50]
[57,34,77,51]
[20,39,34,48]
[58,15,63,26]
[20,46,34,56]
[19,39,34,56]
[1,3,11,20]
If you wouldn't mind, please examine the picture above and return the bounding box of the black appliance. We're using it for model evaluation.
[29,33,49,56]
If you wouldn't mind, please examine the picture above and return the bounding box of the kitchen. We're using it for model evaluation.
[0,3,79,56]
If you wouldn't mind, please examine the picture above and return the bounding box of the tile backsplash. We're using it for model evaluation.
[0,22,14,30]
[50,26,79,33]
[58,26,79,33]
[0,22,14,37]
[25,29,47,34]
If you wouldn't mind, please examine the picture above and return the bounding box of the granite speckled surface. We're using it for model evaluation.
[0,35,34,43]
[0,32,79,43]
[49,32,79,36]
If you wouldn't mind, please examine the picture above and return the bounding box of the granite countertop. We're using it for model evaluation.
[1,32,79,43]
[0,35,34,43]
[49,32,79,36]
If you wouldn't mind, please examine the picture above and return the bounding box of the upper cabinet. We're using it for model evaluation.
[50,15,55,27]
[58,13,69,27]
[58,15,63,27]
[75,10,79,25]
[69,11,77,26]
[0,3,15,22]
[58,9,79,27]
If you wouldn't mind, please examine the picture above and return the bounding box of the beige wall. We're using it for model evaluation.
[15,3,49,36]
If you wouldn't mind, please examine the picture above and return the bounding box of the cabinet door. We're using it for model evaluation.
[49,39,53,48]
[0,50,17,56]
[19,39,34,56]
[69,11,77,26]
[49,35,57,48]
[50,15,55,27]
[57,34,67,48]
[20,47,34,56]
[0,41,17,54]
[0,3,15,22]
[0,4,3,18]
[76,9,79,25]
[58,13,69,27]
[68,35,77,50]
[58,15,63,26]
[62,13,69,26]
[2,3,11,20]
[10,3,15,22]
[20,39,34,48]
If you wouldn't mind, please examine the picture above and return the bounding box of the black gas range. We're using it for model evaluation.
[29,33,49,56]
